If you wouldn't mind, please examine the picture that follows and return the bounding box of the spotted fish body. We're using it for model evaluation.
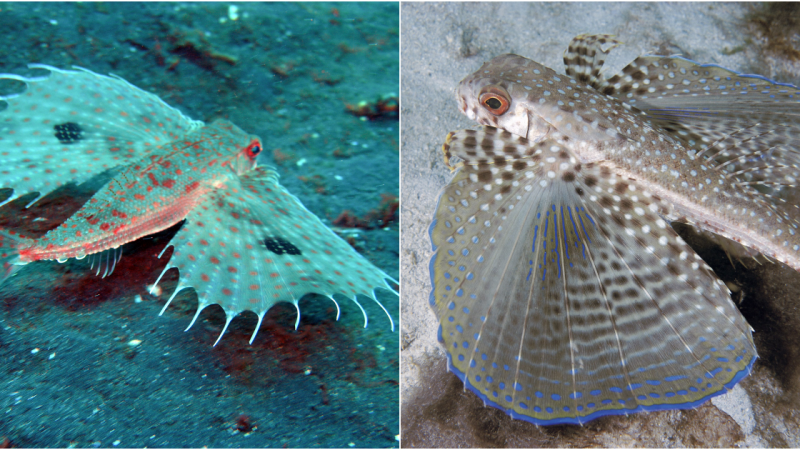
[430,35,800,425]
[0,65,395,344]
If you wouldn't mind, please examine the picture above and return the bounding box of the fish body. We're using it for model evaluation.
[0,65,395,345]
[455,51,800,270]
[15,119,258,263]
[430,35,800,425]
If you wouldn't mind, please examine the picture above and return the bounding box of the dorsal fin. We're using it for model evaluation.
[563,34,621,88]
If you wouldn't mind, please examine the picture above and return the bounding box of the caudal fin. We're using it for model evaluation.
[0,228,30,282]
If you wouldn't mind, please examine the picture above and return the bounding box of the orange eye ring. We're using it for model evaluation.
[479,86,511,115]
[244,139,262,159]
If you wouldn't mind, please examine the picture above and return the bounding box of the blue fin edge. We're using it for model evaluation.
[438,322,756,426]
[642,54,800,90]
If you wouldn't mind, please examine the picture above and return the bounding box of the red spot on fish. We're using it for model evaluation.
[162,179,176,189]
[222,288,232,296]
[147,172,159,186]
[249,284,258,290]
[228,266,237,273]
[100,223,110,231]
[185,181,200,194]
[134,194,145,200]
[201,274,210,282]
[208,159,217,167]
[210,256,220,264]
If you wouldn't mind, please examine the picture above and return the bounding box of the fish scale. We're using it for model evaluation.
[0,64,396,344]
[430,34,800,425]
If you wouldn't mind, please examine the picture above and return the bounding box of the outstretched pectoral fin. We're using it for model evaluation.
[430,128,756,425]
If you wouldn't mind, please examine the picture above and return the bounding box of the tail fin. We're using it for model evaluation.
[0,228,30,282]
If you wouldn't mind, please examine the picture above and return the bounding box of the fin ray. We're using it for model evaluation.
[158,166,395,343]
[430,129,756,424]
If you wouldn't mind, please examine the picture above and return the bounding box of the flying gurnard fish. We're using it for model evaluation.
[0,64,396,345]
[429,34,800,425]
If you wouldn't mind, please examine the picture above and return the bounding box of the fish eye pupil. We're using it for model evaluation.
[485,97,502,109]
[252,145,260,154]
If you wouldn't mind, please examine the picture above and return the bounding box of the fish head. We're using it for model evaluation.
[456,53,610,143]
[208,119,263,175]
[232,137,263,175]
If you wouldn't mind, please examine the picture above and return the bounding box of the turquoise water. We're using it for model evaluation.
[0,2,398,448]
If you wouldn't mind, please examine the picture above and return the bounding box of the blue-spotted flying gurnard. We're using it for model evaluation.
[429,34,800,425]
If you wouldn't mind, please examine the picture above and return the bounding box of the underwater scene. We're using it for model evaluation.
[0,2,398,448]
[401,2,800,448]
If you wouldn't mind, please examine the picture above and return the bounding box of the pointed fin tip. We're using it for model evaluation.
[213,314,234,347]
[23,193,43,209]
[0,194,21,208]
[185,302,206,332]
[372,295,395,332]
[249,312,266,345]
[159,283,185,316]
[157,242,173,259]
[293,302,301,330]
[328,296,341,321]
[350,296,368,328]
[150,263,174,296]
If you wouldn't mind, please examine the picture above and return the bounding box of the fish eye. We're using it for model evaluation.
[479,86,510,115]
[244,140,262,158]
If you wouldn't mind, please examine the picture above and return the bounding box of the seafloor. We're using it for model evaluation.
[0,2,399,448]
[401,2,800,448]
